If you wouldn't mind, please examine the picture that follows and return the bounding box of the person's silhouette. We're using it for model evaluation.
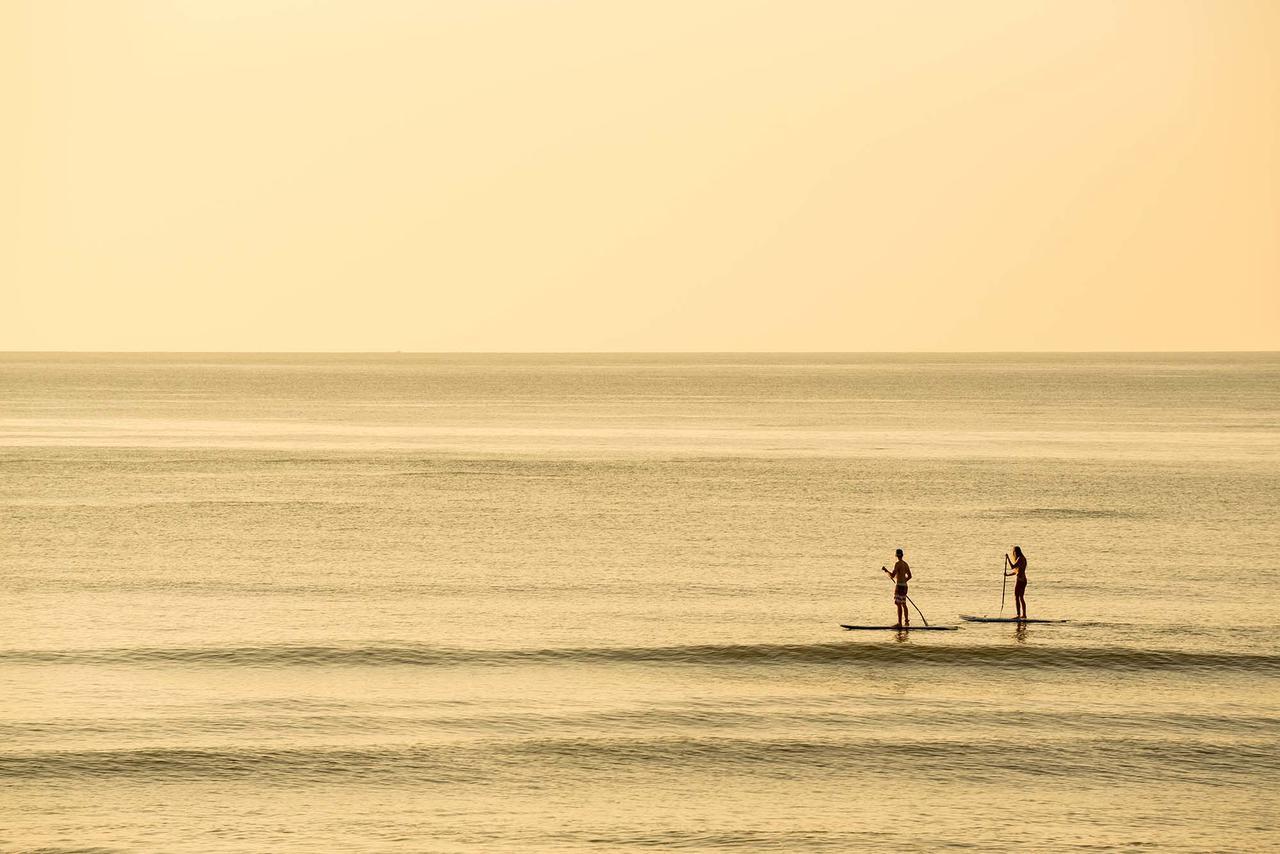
[882,549,912,627]
[1004,545,1028,619]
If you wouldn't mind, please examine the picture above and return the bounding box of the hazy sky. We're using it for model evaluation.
[4,0,1277,351]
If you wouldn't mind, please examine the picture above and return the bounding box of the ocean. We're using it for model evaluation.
[2,353,1277,852]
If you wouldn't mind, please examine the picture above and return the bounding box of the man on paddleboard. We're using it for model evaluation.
[883,549,912,627]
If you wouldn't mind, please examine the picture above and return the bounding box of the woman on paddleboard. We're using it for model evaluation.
[1005,545,1028,619]
[883,549,912,627]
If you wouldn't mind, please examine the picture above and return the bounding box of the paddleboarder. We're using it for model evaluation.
[1004,545,1028,620]
[882,549,912,627]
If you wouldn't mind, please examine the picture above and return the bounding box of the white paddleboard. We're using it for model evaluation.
[959,615,1068,624]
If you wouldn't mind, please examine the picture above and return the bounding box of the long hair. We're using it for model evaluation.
[1012,545,1024,561]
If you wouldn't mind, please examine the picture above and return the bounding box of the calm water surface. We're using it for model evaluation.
[2,353,1278,852]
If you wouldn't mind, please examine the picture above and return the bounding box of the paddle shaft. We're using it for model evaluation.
[1001,555,1008,615]
[905,592,930,627]
[882,567,931,627]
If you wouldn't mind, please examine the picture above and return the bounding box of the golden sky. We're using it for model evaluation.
[3,0,1277,351]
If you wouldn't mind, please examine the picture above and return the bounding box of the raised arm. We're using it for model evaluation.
[1005,553,1025,576]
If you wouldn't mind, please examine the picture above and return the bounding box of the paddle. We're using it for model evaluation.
[882,566,931,627]
[905,592,930,627]
[1001,554,1009,616]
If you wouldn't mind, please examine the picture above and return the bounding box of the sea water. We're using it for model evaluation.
[1,353,1277,851]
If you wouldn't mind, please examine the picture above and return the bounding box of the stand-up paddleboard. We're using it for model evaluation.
[840,624,958,631]
[960,615,1068,624]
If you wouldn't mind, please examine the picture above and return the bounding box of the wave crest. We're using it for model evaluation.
[6,642,1279,672]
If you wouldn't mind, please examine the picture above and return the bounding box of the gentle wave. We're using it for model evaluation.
[6,642,1280,672]
[3,708,1273,745]
[4,735,1275,786]
[980,507,1144,520]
